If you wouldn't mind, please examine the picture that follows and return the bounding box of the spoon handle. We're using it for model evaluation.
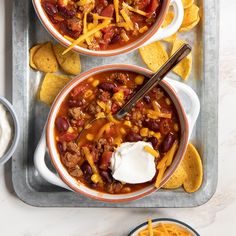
[114,44,192,120]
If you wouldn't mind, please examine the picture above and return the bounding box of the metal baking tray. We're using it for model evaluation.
[12,0,219,207]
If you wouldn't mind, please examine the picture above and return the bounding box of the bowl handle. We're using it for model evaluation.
[165,78,200,140]
[34,128,71,190]
[142,0,184,46]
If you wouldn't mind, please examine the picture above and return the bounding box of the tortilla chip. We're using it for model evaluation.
[163,33,177,43]
[182,143,203,193]
[29,44,42,70]
[163,165,187,189]
[139,41,168,72]
[53,44,81,75]
[39,73,71,105]
[182,0,194,9]
[162,11,174,28]
[179,4,200,31]
[33,42,58,73]
[171,39,192,80]
[179,16,200,32]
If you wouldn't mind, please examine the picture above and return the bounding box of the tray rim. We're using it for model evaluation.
[11,0,219,208]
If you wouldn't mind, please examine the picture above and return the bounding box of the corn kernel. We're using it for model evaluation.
[86,133,94,141]
[76,13,83,19]
[120,127,126,135]
[91,174,99,184]
[174,123,179,132]
[165,98,171,105]
[88,77,94,82]
[149,131,155,136]
[97,100,107,111]
[68,127,74,133]
[88,23,95,30]
[92,79,100,87]
[113,91,124,102]
[94,30,102,38]
[139,26,148,34]
[84,89,93,98]
[124,120,132,127]
[95,112,105,119]
[140,128,149,137]
[153,132,161,139]
[133,125,139,133]
[114,137,122,146]
[135,75,145,85]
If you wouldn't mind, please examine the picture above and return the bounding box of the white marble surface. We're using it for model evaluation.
[0,0,235,235]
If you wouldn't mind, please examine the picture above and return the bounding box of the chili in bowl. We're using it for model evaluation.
[32,0,184,56]
[33,64,200,202]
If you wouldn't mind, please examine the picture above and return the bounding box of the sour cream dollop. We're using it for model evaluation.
[0,104,12,158]
[110,141,156,184]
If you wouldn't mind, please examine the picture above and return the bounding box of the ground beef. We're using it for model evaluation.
[67,18,82,32]
[97,90,111,102]
[95,138,114,155]
[69,165,83,178]
[110,72,129,85]
[65,141,81,155]
[68,107,85,120]
[61,152,82,168]
[86,101,102,115]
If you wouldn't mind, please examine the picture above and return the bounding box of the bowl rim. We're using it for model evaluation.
[0,96,20,165]
[128,218,200,236]
[46,64,189,202]
[32,0,171,57]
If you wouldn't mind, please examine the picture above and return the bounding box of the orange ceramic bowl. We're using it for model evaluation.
[45,64,190,202]
[32,0,184,57]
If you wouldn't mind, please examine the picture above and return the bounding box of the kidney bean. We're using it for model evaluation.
[81,163,93,183]
[143,95,151,104]
[161,132,176,153]
[100,170,113,184]
[110,34,120,44]
[57,6,76,18]
[57,142,64,154]
[142,120,159,132]
[43,2,58,16]
[98,82,116,93]
[125,132,142,142]
[147,137,158,150]
[55,117,69,132]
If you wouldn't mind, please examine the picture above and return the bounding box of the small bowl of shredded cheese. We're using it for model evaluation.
[128,218,199,236]
[0,96,20,165]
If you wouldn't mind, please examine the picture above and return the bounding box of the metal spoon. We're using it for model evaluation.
[79,44,192,142]
[114,43,192,119]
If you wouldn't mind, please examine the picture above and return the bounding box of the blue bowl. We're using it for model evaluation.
[128,218,200,236]
[0,96,20,165]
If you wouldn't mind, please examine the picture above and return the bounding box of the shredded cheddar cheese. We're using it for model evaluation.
[144,146,160,158]
[114,0,120,22]
[82,147,103,186]
[139,220,193,236]
[116,22,130,31]
[122,2,147,16]
[63,19,111,54]
[120,8,134,30]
